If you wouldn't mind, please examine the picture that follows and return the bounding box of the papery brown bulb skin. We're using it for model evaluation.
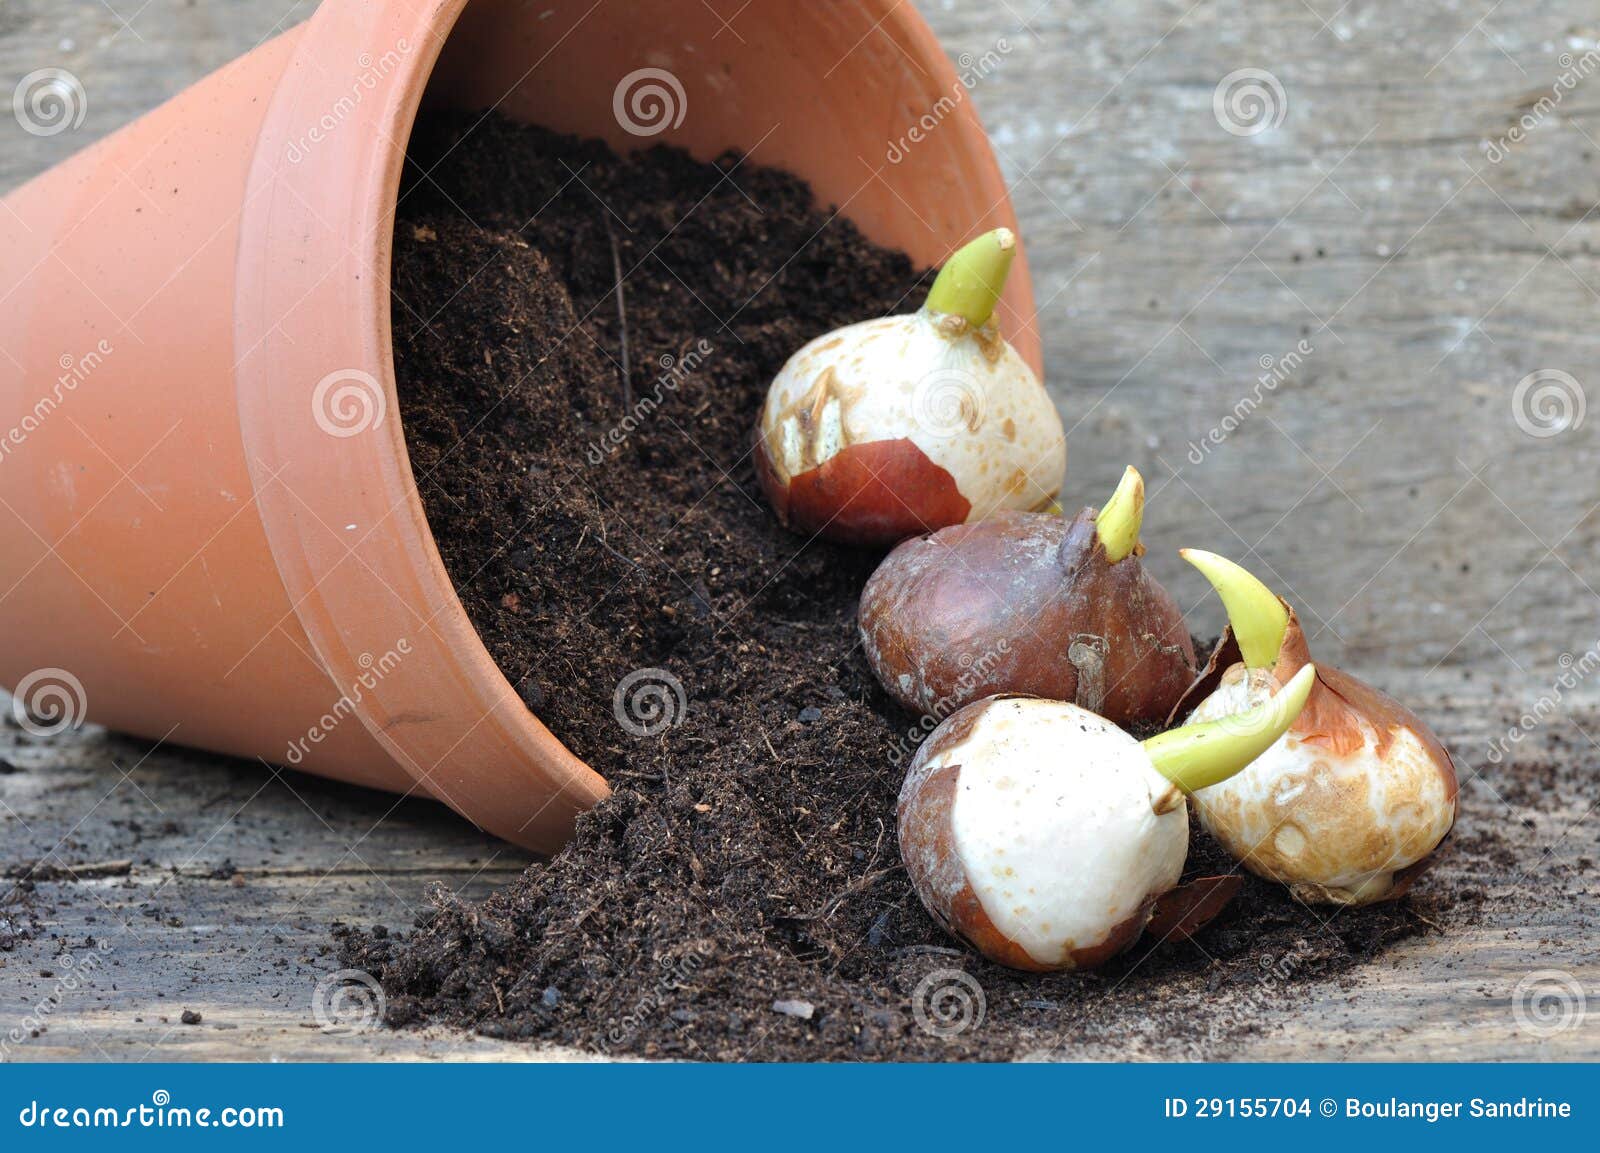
[860,509,1196,728]
[1173,614,1459,906]
[754,433,970,548]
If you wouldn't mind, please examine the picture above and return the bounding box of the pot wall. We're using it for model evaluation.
[0,32,420,797]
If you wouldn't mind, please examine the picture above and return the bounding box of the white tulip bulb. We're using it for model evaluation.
[898,667,1316,971]
[755,229,1065,547]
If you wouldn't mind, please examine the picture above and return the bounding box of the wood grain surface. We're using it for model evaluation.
[1,0,1597,1061]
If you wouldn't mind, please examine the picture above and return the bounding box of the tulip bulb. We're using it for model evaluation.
[859,466,1195,728]
[755,229,1065,546]
[898,666,1315,971]
[1173,550,1459,906]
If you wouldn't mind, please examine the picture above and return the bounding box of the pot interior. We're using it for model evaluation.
[418,0,1036,357]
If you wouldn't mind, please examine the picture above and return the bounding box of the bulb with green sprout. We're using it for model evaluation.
[859,466,1195,728]
[755,228,1065,547]
[898,666,1316,971]
[1172,550,1458,906]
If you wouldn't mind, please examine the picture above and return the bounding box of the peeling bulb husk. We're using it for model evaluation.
[1142,663,1316,793]
[1096,466,1145,563]
[923,228,1016,329]
[1181,548,1289,670]
[1177,588,1459,905]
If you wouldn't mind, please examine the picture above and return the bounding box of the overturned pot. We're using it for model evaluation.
[0,0,1037,852]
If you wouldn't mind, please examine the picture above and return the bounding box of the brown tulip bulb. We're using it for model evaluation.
[860,467,1195,728]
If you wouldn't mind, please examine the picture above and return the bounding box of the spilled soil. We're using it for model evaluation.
[337,111,1476,1060]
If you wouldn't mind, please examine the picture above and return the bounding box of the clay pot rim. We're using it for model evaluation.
[232,0,1036,845]
[234,0,609,838]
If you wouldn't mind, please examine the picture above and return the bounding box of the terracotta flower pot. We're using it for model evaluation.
[0,0,1037,853]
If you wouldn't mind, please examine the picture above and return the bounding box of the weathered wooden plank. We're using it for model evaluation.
[0,712,549,1061]
[4,669,1596,1061]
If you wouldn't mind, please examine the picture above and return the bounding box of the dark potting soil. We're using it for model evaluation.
[339,111,1468,1060]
